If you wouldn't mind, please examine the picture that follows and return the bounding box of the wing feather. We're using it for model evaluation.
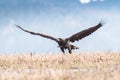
[15,25,59,42]
[67,22,103,42]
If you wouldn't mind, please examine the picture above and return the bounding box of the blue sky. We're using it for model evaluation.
[0,0,120,54]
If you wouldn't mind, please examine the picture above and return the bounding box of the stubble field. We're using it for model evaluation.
[0,52,120,80]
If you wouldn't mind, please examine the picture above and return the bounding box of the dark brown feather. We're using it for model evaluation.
[15,25,59,42]
[68,22,103,42]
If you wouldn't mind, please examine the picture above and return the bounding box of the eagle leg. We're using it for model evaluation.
[68,47,72,54]
[60,47,65,54]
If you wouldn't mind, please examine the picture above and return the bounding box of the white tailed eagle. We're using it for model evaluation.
[15,22,103,54]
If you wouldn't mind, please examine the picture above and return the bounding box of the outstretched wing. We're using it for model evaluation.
[15,25,59,42]
[67,22,103,42]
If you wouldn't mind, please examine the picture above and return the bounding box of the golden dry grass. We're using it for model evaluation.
[0,52,120,80]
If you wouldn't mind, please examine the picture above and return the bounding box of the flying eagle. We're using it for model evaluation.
[15,22,103,54]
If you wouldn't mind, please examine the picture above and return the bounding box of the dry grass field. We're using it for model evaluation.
[0,52,120,80]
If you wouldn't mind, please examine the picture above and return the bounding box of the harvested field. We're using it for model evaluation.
[0,52,120,80]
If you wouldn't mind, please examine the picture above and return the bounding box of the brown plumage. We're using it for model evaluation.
[15,22,103,54]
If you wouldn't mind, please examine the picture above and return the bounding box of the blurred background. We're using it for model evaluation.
[0,0,120,54]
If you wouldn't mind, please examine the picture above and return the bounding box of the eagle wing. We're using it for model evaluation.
[67,22,103,42]
[15,25,59,42]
